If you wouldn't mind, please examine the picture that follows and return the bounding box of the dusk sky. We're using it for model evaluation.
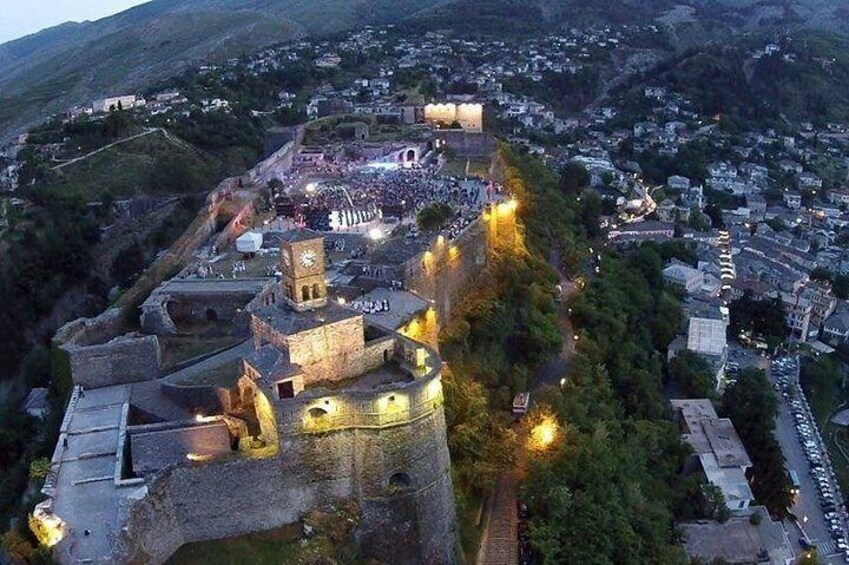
[0,0,151,44]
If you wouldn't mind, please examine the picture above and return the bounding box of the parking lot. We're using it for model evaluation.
[771,356,849,563]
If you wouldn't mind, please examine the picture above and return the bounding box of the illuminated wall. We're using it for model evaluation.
[424,103,483,133]
[455,104,483,133]
[404,203,519,324]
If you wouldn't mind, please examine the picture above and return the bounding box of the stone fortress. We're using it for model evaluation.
[42,186,518,564]
[39,114,518,562]
[42,228,465,564]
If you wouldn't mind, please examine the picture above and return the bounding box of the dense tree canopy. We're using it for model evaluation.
[729,294,789,347]
[669,350,717,399]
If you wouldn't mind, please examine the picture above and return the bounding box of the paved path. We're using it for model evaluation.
[51,385,133,562]
[478,471,519,565]
[50,127,164,171]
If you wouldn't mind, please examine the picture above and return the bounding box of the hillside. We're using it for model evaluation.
[407,0,849,36]
[2,0,849,141]
[610,30,849,130]
[0,0,447,142]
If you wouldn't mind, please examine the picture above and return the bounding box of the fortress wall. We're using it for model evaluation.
[403,205,517,326]
[424,103,457,125]
[117,405,455,565]
[435,130,497,157]
[67,336,161,389]
[55,309,162,388]
[160,382,234,416]
[405,223,488,323]
[281,317,401,385]
[356,407,456,563]
[455,103,483,133]
[162,290,259,333]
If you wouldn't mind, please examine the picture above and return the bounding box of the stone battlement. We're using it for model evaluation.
[276,336,442,434]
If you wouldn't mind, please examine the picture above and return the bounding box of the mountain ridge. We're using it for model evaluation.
[2,0,849,142]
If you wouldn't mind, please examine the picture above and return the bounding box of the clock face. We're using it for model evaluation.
[299,249,318,268]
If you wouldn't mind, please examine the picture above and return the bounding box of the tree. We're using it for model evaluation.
[1,529,36,562]
[688,209,712,231]
[559,162,590,195]
[416,203,453,232]
[721,368,792,517]
[29,458,51,482]
[110,242,147,289]
[729,294,788,347]
[669,350,716,399]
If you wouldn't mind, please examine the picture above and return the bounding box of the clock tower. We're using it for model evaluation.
[279,229,327,311]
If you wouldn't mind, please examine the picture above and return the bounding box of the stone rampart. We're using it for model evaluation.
[435,130,496,157]
[115,402,454,565]
[54,309,161,388]
[404,203,517,322]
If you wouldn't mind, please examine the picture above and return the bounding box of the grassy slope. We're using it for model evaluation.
[39,130,220,200]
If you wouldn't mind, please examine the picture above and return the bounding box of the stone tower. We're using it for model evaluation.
[280,229,327,311]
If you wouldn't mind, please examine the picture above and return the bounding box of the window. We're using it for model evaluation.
[277,380,295,399]
[312,283,321,299]
[302,285,310,301]
[389,472,412,489]
[308,407,328,419]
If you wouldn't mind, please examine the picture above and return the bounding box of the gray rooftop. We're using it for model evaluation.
[279,228,323,244]
[681,507,793,565]
[360,288,430,331]
[253,301,360,335]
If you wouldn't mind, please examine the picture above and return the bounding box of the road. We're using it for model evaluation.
[477,277,578,565]
[770,359,848,563]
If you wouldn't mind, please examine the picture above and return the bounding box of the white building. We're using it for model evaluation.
[671,399,754,511]
[91,95,140,114]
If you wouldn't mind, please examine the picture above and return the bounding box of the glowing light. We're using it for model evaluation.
[428,378,442,400]
[378,392,408,414]
[186,453,212,462]
[437,234,445,245]
[529,416,558,451]
[368,227,384,240]
[305,182,317,193]
[30,504,65,548]
[337,296,347,305]
[448,245,459,259]
[195,414,218,423]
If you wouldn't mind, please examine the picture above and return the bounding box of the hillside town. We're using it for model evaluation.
[6,8,849,565]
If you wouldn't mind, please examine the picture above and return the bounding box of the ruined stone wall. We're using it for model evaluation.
[67,336,161,388]
[54,309,162,388]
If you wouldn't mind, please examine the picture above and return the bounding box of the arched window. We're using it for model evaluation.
[302,285,310,301]
[406,149,416,163]
[389,472,412,490]
[312,283,321,299]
